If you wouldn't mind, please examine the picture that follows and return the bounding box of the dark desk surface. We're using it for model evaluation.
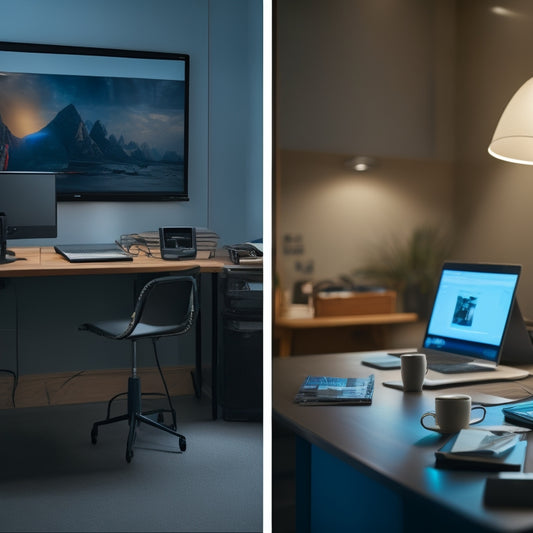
[273,351,533,532]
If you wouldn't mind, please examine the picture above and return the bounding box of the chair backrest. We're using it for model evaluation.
[123,268,200,339]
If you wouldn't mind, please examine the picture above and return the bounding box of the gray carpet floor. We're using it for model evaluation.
[0,395,263,532]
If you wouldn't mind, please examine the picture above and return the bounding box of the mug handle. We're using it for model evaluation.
[420,411,439,431]
[469,405,486,425]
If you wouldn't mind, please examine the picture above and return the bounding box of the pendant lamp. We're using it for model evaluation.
[488,77,533,165]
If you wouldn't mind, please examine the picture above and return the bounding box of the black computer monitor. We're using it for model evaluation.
[0,172,57,264]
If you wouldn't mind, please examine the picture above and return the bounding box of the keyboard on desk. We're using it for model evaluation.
[54,243,133,263]
[425,352,496,374]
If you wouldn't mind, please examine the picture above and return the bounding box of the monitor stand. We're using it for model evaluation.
[0,213,15,265]
[500,300,533,365]
[0,249,16,264]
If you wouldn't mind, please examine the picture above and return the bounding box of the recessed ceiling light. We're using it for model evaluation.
[345,156,378,172]
[490,6,518,17]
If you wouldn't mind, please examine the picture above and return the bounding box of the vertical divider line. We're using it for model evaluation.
[207,0,212,231]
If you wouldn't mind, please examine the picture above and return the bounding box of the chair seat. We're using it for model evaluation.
[81,320,180,340]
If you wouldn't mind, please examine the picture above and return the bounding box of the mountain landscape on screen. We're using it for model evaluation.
[0,104,182,173]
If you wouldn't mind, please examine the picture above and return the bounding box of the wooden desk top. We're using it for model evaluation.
[0,247,230,277]
[273,351,533,532]
[275,312,418,329]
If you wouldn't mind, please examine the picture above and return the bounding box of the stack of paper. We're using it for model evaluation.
[196,227,220,258]
[120,228,220,259]
[119,231,160,256]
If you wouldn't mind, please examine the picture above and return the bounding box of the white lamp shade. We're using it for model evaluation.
[488,77,533,165]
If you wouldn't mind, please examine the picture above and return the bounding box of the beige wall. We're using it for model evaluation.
[276,0,533,321]
[276,0,456,313]
[278,151,454,298]
[277,0,456,160]
[454,0,533,317]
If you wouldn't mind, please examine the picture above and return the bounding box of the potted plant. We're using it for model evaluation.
[354,226,452,318]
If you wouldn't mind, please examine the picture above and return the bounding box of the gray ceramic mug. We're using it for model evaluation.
[420,394,486,433]
[401,353,427,392]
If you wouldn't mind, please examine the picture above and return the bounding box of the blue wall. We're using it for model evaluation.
[0,0,263,375]
[1,0,263,246]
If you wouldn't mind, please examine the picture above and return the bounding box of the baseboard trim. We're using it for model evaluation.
[0,365,195,409]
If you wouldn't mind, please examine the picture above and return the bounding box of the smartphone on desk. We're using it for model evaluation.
[361,355,402,369]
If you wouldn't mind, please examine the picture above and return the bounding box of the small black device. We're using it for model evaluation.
[361,355,402,369]
[159,226,197,260]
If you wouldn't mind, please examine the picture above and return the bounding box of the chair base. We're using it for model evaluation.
[91,376,186,462]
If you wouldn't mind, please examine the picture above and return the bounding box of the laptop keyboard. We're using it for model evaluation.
[429,362,495,374]
[425,352,495,374]
[391,351,496,374]
[425,352,472,365]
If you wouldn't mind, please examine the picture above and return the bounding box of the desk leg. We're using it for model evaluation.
[191,273,204,400]
[278,328,293,358]
[192,312,202,399]
[192,272,219,419]
[211,272,219,420]
[370,324,387,348]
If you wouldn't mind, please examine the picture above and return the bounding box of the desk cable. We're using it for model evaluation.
[115,239,157,258]
[513,382,533,401]
[0,279,18,407]
[0,369,17,407]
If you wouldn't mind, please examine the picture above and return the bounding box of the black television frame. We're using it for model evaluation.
[0,41,189,202]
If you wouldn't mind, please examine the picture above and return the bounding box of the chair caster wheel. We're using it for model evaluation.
[179,437,186,452]
[91,427,98,445]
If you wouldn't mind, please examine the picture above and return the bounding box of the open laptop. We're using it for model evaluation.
[380,262,532,387]
[421,262,523,373]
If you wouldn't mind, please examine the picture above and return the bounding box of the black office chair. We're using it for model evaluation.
[79,269,199,462]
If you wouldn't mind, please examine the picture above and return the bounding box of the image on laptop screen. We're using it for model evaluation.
[423,263,521,365]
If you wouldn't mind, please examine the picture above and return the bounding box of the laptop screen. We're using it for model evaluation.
[422,263,521,364]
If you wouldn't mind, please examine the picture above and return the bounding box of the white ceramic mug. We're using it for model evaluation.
[401,353,427,392]
[420,394,486,433]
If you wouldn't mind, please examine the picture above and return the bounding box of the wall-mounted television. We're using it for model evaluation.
[0,41,189,201]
